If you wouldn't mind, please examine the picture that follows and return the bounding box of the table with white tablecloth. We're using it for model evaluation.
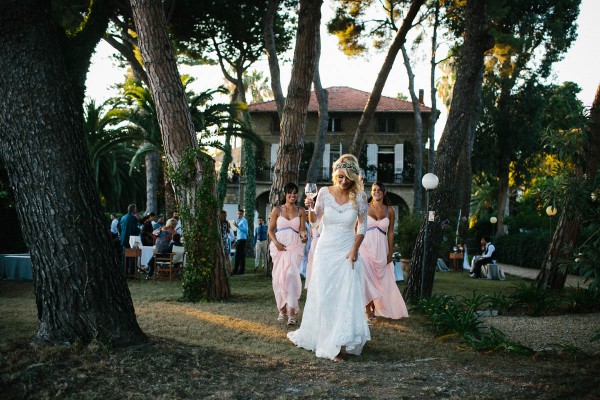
[0,254,33,280]
[141,246,155,266]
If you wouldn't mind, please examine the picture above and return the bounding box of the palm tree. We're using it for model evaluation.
[83,100,146,212]
[111,77,260,214]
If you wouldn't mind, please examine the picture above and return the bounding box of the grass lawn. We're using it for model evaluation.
[1,260,598,399]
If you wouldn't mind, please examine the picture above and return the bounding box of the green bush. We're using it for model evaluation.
[395,212,422,259]
[494,230,550,269]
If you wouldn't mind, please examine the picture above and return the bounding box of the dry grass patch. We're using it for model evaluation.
[1,267,599,399]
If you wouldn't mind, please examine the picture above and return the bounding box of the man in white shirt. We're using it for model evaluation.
[110,213,119,239]
[471,236,496,279]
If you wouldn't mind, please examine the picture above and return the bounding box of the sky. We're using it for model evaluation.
[86,0,600,143]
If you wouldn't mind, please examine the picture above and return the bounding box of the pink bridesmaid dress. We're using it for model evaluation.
[304,223,322,289]
[360,213,408,319]
[269,207,304,315]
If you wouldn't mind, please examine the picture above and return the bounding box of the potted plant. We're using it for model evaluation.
[395,212,422,273]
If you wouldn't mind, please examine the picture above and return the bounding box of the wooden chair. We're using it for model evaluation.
[171,246,186,279]
[123,248,141,280]
[154,251,176,281]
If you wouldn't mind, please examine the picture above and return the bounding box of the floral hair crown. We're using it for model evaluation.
[335,161,360,175]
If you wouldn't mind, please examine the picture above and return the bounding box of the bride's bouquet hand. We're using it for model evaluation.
[346,248,358,270]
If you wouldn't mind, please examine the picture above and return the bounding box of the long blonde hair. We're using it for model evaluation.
[332,154,364,206]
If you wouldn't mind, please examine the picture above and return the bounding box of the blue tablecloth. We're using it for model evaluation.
[0,254,33,280]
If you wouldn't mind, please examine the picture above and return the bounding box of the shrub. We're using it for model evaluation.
[494,230,550,269]
[395,212,422,259]
[509,282,560,316]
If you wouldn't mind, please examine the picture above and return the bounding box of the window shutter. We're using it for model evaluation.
[394,143,404,175]
[322,143,331,179]
[367,144,378,181]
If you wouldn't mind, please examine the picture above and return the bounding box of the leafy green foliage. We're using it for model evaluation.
[508,282,560,316]
[414,293,534,355]
[494,231,550,269]
[169,0,296,67]
[395,211,422,258]
[561,286,600,313]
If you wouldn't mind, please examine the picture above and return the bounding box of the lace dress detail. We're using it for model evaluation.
[288,186,370,360]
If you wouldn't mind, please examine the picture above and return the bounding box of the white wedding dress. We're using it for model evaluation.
[287,187,371,360]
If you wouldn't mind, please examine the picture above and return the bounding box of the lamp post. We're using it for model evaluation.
[546,205,557,241]
[490,216,497,242]
[421,173,439,298]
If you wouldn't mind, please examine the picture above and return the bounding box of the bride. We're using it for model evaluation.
[287,154,370,361]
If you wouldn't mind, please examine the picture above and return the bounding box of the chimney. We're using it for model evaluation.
[418,89,424,104]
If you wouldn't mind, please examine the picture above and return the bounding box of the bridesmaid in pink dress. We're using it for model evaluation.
[304,222,322,289]
[268,183,308,326]
[360,181,408,324]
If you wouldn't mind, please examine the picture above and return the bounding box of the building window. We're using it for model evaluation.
[330,143,342,162]
[377,117,396,133]
[327,117,343,132]
[271,115,280,133]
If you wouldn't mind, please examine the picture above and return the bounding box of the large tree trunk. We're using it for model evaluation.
[130,0,229,301]
[0,0,146,345]
[145,151,160,213]
[269,0,322,206]
[163,158,177,218]
[427,0,441,173]
[534,83,600,290]
[349,0,425,156]
[263,0,286,118]
[306,22,329,183]
[456,64,484,240]
[404,0,494,302]
[401,45,424,211]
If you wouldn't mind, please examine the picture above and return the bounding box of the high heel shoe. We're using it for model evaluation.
[287,315,297,326]
[277,312,286,321]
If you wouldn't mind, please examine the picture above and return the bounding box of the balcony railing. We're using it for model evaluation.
[254,167,414,184]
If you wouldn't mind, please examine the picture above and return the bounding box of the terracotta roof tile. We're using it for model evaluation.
[248,86,431,113]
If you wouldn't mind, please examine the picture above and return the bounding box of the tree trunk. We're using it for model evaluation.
[104,33,150,87]
[534,83,600,290]
[263,0,285,118]
[0,0,146,345]
[307,21,329,183]
[217,134,233,209]
[403,0,494,302]
[496,158,510,236]
[349,0,425,156]
[145,150,160,213]
[457,64,484,241]
[163,158,177,218]
[130,0,229,301]
[401,45,424,211]
[269,0,322,206]
[427,0,441,173]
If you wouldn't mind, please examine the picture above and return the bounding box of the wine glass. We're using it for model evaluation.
[305,182,317,210]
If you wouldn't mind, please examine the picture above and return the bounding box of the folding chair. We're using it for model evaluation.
[171,247,186,279]
[154,252,176,281]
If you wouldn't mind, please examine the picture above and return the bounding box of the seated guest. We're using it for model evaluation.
[470,236,496,279]
[152,214,165,230]
[165,233,184,253]
[141,212,156,245]
[145,218,177,279]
